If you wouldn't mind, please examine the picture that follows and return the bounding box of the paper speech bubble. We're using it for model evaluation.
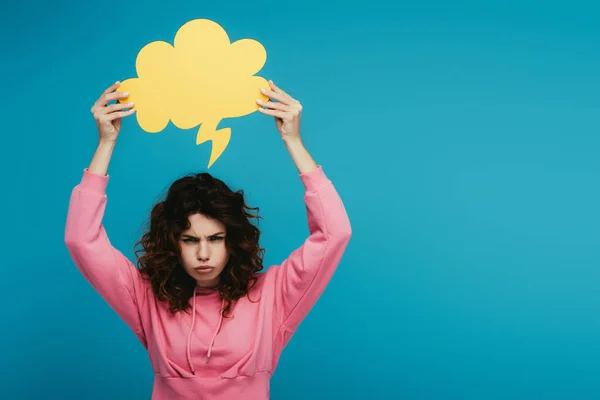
[117,18,270,167]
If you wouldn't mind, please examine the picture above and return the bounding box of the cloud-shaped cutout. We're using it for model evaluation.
[117,18,270,167]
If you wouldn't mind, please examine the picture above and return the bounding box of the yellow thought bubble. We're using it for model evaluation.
[117,18,270,167]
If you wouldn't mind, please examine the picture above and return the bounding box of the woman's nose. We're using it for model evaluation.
[196,242,210,261]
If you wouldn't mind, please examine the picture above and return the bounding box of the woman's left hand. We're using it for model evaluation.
[257,80,302,141]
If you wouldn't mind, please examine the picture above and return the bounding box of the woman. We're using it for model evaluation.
[64,80,352,399]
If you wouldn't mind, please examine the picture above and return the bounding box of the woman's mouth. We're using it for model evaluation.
[194,266,214,274]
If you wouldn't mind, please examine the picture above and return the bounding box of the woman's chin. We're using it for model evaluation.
[195,274,220,287]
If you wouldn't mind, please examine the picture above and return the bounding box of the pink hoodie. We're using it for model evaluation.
[64,165,351,399]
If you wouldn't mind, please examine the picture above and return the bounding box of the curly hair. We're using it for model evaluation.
[133,172,264,317]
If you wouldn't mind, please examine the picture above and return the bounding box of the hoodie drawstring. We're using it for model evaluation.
[206,298,224,364]
[186,287,225,375]
[186,287,197,375]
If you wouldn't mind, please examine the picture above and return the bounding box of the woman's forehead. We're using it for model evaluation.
[183,213,226,236]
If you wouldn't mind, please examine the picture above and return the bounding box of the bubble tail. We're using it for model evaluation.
[207,127,231,168]
[196,120,231,168]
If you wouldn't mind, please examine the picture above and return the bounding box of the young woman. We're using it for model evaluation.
[64,80,352,399]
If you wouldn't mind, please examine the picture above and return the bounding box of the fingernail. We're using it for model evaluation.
[128,102,134,105]
[260,88,266,93]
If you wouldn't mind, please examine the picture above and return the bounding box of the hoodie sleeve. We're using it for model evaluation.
[64,168,148,348]
[271,165,352,333]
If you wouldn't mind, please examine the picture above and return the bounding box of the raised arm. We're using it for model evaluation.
[258,81,352,332]
[271,164,352,331]
[64,82,148,346]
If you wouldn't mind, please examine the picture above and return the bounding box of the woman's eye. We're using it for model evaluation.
[182,237,223,242]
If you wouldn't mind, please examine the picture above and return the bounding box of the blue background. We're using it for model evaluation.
[3,0,600,399]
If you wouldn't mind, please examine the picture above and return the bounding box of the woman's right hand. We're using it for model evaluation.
[91,81,135,142]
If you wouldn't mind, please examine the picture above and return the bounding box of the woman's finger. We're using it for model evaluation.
[103,81,121,96]
[102,91,129,106]
[256,99,292,112]
[258,108,292,120]
[92,90,129,112]
[260,88,290,105]
[106,102,135,114]
[101,109,136,121]
[92,82,120,107]
[268,80,297,104]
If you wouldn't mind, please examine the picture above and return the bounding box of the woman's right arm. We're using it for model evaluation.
[64,82,149,347]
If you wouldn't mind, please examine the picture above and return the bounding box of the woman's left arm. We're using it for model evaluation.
[258,82,352,332]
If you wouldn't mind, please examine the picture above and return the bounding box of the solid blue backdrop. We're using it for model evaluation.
[2,0,600,399]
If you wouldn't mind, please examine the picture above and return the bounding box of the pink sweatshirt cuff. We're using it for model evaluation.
[79,168,109,194]
[299,165,330,192]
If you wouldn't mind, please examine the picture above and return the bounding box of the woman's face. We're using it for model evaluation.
[178,213,229,288]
